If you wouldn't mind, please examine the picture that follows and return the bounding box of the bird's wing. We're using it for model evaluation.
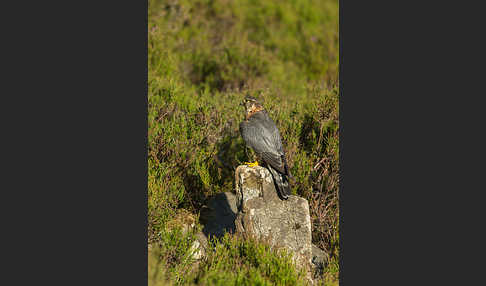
[261,152,286,174]
[240,115,287,174]
[260,112,287,174]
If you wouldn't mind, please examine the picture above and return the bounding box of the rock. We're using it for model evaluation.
[311,244,329,278]
[189,239,202,259]
[192,191,237,262]
[234,165,313,269]
[189,232,208,260]
[200,192,237,238]
[196,164,315,284]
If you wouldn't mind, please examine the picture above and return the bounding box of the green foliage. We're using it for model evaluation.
[149,233,309,286]
[149,225,198,285]
[148,0,339,284]
[194,234,308,286]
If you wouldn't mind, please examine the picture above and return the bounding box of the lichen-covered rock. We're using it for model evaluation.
[189,232,209,260]
[234,165,313,269]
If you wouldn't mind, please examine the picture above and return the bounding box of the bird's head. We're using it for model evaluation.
[241,95,264,118]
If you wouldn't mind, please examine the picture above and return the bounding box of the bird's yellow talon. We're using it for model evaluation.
[244,161,259,167]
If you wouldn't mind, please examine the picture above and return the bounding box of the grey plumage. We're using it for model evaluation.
[240,98,292,200]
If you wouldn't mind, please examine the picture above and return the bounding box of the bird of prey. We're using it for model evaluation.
[239,95,293,200]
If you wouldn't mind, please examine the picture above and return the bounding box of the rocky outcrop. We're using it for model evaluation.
[195,164,327,284]
[192,192,238,262]
[234,165,313,268]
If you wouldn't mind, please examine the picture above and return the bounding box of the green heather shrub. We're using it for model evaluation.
[194,233,308,286]
[149,232,309,286]
[148,0,339,284]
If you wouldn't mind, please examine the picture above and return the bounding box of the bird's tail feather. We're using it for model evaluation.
[282,155,296,184]
[267,165,291,200]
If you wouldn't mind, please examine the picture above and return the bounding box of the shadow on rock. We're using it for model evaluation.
[200,192,238,239]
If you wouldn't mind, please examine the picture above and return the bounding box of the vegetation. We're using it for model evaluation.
[149,232,309,286]
[148,0,339,284]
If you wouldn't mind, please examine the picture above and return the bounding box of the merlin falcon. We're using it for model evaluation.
[239,96,292,200]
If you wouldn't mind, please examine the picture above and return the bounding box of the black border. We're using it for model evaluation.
[12,1,149,284]
[338,0,483,283]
